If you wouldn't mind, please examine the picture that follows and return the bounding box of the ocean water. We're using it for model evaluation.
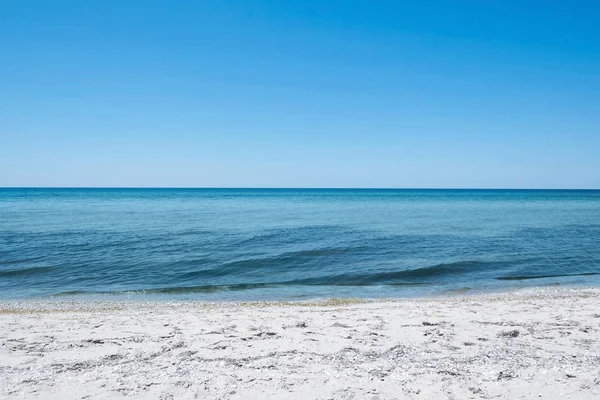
[1,188,599,300]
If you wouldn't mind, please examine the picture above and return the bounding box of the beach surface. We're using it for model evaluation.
[2,288,600,399]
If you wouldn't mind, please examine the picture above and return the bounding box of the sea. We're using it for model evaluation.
[1,188,599,301]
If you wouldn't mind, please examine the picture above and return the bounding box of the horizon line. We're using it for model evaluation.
[1,187,599,191]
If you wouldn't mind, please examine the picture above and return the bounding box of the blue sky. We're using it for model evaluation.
[1,0,599,188]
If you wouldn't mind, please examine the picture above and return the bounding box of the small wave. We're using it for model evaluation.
[0,266,55,278]
[50,281,428,297]
[0,257,44,266]
[177,246,364,280]
[52,283,281,296]
[175,259,494,287]
[495,272,599,281]
[54,260,588,297]
[288,260,492,285]
[52,290,88,297]
[142,283,280,294]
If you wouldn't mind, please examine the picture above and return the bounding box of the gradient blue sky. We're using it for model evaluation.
[1,0,599,188]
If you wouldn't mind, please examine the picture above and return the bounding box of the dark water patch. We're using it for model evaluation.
[496,272,600,281]
[52,283,281,296]
[0,266,55,278]
[285,260,496,285]
[281,278,427,287]
[0,257,44,266]
[145,283,281,294]
[51,281,427,297]
[176,246,366,280]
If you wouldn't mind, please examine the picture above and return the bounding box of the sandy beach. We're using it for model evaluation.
[1,288,600,399]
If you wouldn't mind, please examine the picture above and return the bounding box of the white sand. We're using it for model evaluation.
[1,288,600,399]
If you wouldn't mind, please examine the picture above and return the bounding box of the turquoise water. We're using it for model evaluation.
[1,189,599,300]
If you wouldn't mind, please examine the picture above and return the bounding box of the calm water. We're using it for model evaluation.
[1,189,599,300]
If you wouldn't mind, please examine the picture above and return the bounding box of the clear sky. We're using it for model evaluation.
[1,0,599,188]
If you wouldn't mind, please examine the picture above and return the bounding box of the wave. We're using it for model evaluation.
[495,272,600,281]
[51,283,281,296]
[46,260,600,297]
[0,266,55,278]
[285,260,493,285]
[169,259,507,289]
[51,281,425,297]
[52,290,88,296]
[176,246,365,280]
[50,260,494,297]
[0,257,44,266]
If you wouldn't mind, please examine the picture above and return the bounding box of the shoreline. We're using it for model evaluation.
[0,285,597,310]
[2,283,596,306]
[2,287,600,399]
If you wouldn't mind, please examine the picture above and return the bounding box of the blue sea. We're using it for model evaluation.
[1,188,599,300]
